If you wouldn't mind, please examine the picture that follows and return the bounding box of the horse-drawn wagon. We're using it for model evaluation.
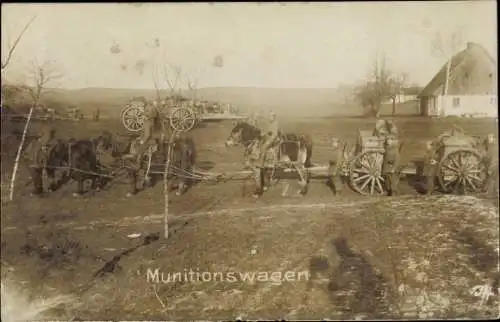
[346,129,394,195]
[121,96,197,133]
[343,124,492,196]
[121,97,247,134]
[425,129,490,194]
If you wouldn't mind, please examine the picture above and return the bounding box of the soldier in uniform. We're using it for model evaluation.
[374,119,398,137]
[124,98,161,168]
[94,107,100,122]
[327,137,345,195]
[381,135,401,196]
[482,133,498,193]
[24,126,59,195]
[423,140,438,195]
[139,98,159,146]
[258,111,280,167]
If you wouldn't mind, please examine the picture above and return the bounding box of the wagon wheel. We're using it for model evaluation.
[170,107,196,132]
[121,101,145,133]
[349,150,385,195]
[437,148,487,194]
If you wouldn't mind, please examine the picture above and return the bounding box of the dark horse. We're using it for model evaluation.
[66,133,121,197]
[24,136,69,196]
[225,120,313,197]
[23,132,115,197]
[123,134,197,197]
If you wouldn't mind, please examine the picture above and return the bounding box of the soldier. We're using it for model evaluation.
[258,111,280,167]
[482,133,498,193]
[139,98,159,146]
[125,98,160,166]
[94,107,100,122]
[373,119,388,137]
[374,119,398,137]
[327,137,345,195]
[423,140,438,195]
[24,126,59,195]
[381,135,401,196]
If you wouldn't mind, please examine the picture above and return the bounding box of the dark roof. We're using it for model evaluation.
[419,42,496,97]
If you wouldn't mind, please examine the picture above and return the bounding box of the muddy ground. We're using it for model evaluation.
[1,116,499,320]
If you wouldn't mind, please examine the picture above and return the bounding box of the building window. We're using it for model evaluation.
[452,97,460,108]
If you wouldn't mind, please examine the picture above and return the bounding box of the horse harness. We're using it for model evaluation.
[249,133,305,165]
[32,137,59,169]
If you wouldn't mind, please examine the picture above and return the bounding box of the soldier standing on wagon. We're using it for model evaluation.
[139,98,160,146]
[127,98,160,164]
[327,138,345,195]
[373,119,398,137]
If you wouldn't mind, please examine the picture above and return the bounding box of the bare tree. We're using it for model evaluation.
[9,60,63,201]
[1,16,37,71]
[356,54,395,117]
[163,63,182,96]
[388,73,408,116]
[184,71,200,102]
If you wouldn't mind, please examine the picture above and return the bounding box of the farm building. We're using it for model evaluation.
[394,85,422,104]
[419,42,497,117]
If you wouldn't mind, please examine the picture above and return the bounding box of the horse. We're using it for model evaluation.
[225,120,313,197]
[123,134,197,197]
[23,136,70,196]
[65,133,119,197]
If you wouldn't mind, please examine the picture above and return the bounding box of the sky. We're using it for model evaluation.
[1,2,497,90]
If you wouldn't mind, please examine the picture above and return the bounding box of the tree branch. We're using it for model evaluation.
[163,63,182,94]
[1,15,36,70]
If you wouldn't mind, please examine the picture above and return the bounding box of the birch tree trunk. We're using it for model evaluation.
[9,101,36,201]
[163,132,176,239]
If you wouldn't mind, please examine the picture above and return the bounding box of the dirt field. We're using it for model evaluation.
[1,116,499,320]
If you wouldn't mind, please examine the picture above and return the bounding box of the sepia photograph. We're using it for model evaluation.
[1,2,498,320]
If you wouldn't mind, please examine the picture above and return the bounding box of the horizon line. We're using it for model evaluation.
[41,83,424,91]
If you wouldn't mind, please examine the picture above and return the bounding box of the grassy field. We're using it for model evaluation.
[1,115,499,320]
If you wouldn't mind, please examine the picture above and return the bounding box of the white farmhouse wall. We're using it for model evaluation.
[440,95,498,117]
[396,94,418,103]
[425,95,443,117]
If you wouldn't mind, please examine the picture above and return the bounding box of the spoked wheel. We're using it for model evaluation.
[170,107,196,132]
[349,150,385,195]
[438,148,487,194]
[121,100,145,133]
